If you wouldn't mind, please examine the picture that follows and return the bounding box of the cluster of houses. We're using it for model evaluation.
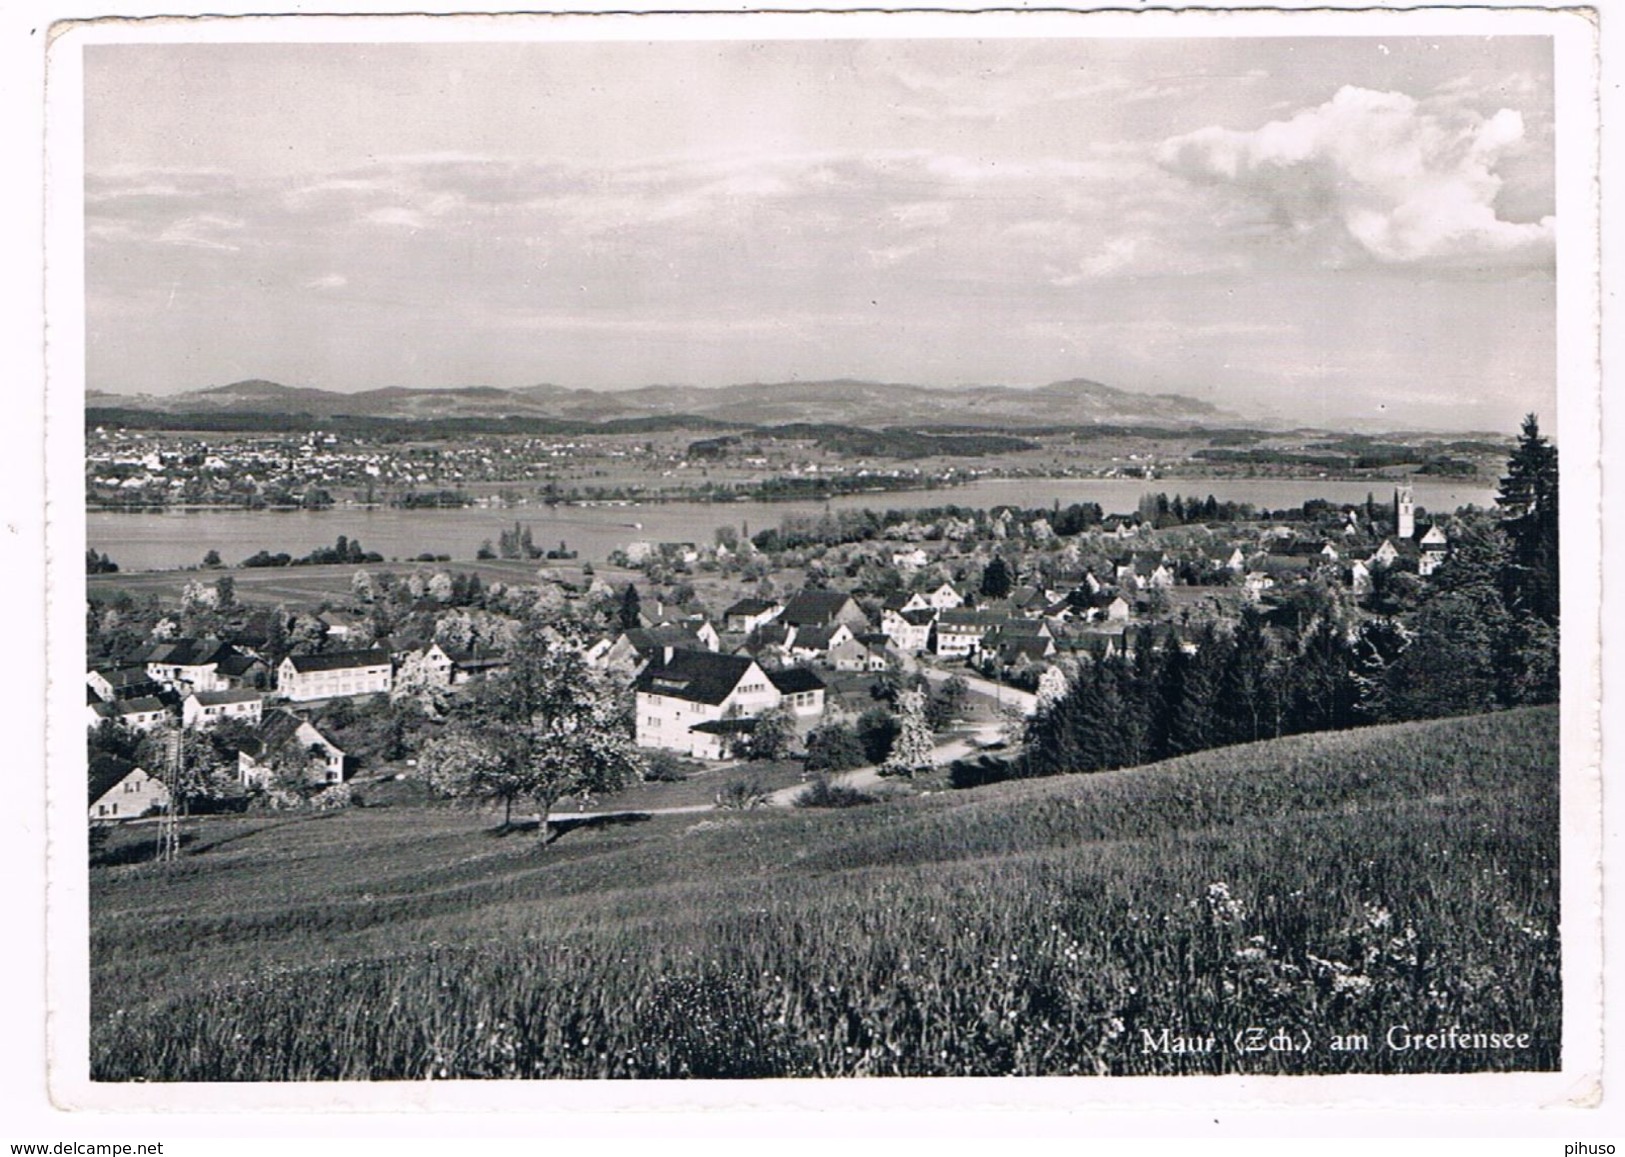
[89,486,1454,816]
[85,633,380,821]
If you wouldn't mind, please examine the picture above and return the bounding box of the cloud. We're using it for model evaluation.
[154,213,243,251]
[1156,85,1554,264]
[305,273,348,290]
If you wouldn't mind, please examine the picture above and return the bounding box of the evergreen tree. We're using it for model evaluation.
[617,583,643,630]
[1167,622,1227,756]
[1497,413,1560,624]
[980,555,1013,599]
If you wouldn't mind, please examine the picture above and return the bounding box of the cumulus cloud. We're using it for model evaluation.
[305,273,348,290]
[1156,85,1553,263]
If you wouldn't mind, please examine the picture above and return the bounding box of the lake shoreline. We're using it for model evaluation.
[87,474,1502,574]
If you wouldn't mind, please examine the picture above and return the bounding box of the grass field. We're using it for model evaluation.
[89,706,1559,1080]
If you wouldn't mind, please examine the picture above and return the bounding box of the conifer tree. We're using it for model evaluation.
[1497,413,1560,624]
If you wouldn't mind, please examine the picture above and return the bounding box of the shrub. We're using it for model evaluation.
[643,751,689,783]
[713,776,770,810]
[855,708,900,765]
[793,775,878,809]
[947,754,1020,790]
[803,722,865,773]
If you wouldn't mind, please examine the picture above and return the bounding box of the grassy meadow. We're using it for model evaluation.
[90,706,1559,1080]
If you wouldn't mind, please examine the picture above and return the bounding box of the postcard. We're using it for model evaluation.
[34,0,1607,1126]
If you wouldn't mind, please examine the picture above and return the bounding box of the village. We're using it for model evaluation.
[86,483,1455,824]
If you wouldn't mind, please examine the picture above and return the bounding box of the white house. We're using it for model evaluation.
[1418,524,1450,577]
[633,650,821,761]
[87,695,172,733]
[924,582,965,610]
[88,755,168,822]
[276,649,393,702]
[881,607,935,654]
[145,638,242,694]
[786,622,855,663]
[768,666,827,718]
[182,689,263,730]
[722,598,783,635]
[930,609,999,658]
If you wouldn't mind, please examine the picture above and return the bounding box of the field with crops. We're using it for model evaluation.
[89,705,1559,1080]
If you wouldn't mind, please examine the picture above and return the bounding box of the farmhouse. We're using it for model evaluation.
[633,650,787,760]
[276,649,393,702]
[88,754,168,822]
[182,689,263,730]
[237,709,347,788]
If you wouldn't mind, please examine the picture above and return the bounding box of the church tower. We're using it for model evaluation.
[1394,484,1415,539]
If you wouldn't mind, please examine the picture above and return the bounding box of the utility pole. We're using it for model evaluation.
[157,729,182,864]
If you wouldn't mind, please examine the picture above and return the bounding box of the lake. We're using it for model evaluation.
[87,476,1500,573]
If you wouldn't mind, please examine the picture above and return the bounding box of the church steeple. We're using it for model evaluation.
[1394,484,1415,539]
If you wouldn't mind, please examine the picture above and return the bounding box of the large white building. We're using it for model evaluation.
[633,650,825,761]
[276,649,393,702]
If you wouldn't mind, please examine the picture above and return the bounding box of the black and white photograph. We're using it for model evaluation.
[26,1,1611,1127]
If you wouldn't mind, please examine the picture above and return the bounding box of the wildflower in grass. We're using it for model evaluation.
[1205,881,1246,927]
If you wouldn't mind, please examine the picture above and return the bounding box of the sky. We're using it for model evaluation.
[82,34,1558,431]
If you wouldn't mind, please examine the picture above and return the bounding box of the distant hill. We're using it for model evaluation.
[89,376,1237,429]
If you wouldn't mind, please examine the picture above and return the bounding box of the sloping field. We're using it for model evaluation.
[90,706,1559,1079]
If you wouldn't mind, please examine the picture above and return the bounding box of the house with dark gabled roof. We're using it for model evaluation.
[87,665,163,704]
[929,608,1004,658]
[145,637,245,694]
[215,650,272,691]
[236,709,346,788]
[276,649,393,702]
[633,650,783,760]
[442,645,509,684]
[883,591,931,615]
[780,589,868,631]
[828,636,891,673]
[722,597,784,635]
[767,665,827,718]
[87,695,172,733]
[786,622,854,663]
[88,754,168,822]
